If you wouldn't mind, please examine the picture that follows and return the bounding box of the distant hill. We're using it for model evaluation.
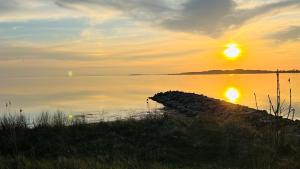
[170,69,300,75]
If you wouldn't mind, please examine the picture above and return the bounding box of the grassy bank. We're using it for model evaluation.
[0,111,299,169]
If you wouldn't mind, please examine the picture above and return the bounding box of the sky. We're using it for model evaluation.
[0,0,300,76]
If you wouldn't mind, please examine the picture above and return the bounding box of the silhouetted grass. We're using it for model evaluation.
[0,113,28,130]
[0,112,299,169]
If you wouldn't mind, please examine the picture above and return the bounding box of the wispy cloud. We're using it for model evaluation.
[0,0,84,22]
[270,26,300,41]
[0,44,95,61]
[0,0,299,36]
[55,0,300,35]
[0,0,19,13]
[100,49,202,61]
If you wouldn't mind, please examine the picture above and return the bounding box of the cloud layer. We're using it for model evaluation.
[270,26,300,41]
[54,0,300,35]
[0,0,18,13]
[0,0,300,75]
[0,0,299,35]
[162,0,300,35]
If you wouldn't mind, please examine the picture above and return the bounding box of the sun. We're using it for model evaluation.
[223,43,241,59]
[225,87,240,103]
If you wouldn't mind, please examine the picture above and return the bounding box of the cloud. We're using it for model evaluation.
[0,0,84,22]
[162,0,236,35]
[0,42,198,62]
[162,0,300,35]
[54,0,300,36]
[55,0,172,14]
[0,44,96,61]
[0,0,19,13]
[100,49,201,61]
[1,0,299,36]
[270,26,300,41]
[55,0,177,21]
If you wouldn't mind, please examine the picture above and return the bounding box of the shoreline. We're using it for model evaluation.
[0,91,299,169]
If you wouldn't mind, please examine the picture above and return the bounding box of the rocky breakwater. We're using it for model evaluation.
[150,91,300,128]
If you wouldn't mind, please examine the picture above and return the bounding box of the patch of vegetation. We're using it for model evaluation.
[0,112,299,169]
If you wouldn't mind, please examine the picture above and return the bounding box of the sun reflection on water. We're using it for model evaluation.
[225,87,240,103]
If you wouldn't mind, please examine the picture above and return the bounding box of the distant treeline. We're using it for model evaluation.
[170,69,300,75]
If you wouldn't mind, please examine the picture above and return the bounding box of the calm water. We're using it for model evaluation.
[0,74,299,119]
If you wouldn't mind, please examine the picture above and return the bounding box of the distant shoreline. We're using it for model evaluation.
[130,69,300,76]
[170,69,300,75]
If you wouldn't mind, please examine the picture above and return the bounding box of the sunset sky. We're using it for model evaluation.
[0,0,300,76]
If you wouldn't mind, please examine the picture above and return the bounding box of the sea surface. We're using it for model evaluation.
[0,74,299,120]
